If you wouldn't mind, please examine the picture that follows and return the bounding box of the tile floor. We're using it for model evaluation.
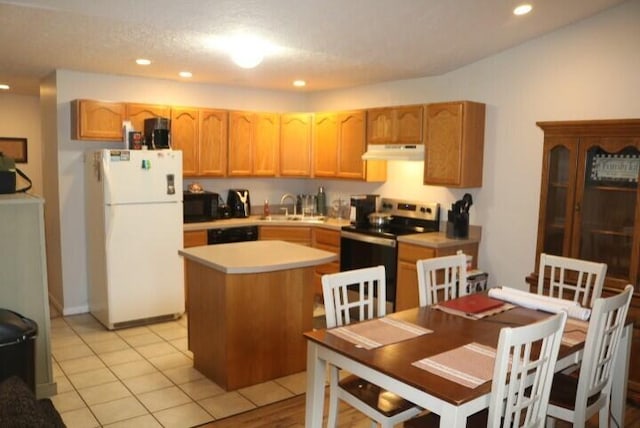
[49,310,311,428]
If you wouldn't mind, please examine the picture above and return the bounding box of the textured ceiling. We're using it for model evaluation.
[0,0,627,95]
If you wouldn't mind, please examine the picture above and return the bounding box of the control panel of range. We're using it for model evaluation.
[379,198,440,221]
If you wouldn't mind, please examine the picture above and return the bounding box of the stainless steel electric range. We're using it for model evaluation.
[340,197,440,311]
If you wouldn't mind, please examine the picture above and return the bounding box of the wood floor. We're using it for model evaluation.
[200,389,640,427]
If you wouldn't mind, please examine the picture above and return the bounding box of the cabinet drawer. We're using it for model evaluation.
[183,230,207,248]
[398,243,435,263]
[259,226,312,245]
[313,228,340,247]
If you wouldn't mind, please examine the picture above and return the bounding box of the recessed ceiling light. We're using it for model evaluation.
[513,4,532,15]
[0,84,9,90]
[136,58,151,66]
[293,80,306,87]
[179,71,193,78]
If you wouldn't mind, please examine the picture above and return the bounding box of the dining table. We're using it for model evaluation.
[304,302,632,427]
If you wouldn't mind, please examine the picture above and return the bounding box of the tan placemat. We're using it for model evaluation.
[412,342,497,388]
[327,317,432,350]
[562,318,588,346]
[434,302,516,320]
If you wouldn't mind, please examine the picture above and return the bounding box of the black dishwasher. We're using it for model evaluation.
[207,226,258,244]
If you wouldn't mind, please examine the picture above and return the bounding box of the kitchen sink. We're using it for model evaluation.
[258,215,326,224]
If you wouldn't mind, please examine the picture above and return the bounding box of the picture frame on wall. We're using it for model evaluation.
[0,137,28,163]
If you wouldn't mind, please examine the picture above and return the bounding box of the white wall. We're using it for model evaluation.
[46,0,640,312]
[0,94,42,195]
[309,0,640,289]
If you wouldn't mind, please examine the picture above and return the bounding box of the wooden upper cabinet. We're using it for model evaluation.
[424,101,485,188]
[280,113,312,177]
[337,111,367,179]
[71,99,125,141]
[170,107,199,176]
[313,113,339,177]
[228,111,279,176]
[199,109,228,177]
[125,103,171,136]
[367,105,423,144]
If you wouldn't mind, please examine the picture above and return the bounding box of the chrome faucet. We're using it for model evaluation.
[280,193,297,216]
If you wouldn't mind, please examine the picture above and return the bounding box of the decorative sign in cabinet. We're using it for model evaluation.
[367,105,423,144]
[71,99,125,141]
[280,113,312,177]
[395,241,479,311]
[228,111,280,177]
[313,111,386,182]
[424,101,485,188]
[528,119,640,402]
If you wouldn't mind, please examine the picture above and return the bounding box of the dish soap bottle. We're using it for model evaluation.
[263,199,270,219]
[316,186,326,216]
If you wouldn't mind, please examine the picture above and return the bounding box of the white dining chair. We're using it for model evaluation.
[537,253,607,308]
[546,284,633,428]
[322,265,423,428]
[416,253,468,307]
[404,311,567,428]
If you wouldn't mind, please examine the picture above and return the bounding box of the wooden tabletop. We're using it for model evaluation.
[304,305,581,406]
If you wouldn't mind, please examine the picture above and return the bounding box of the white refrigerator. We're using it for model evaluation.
[85,149,184,329]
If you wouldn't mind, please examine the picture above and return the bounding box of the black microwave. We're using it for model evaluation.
[183,191,220,223]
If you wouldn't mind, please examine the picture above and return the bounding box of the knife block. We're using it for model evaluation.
[446,211,469,239]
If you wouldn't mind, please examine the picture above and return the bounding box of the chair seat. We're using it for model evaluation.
[549,372,601,410]
[339,375,418,417]
[403,409,489,427]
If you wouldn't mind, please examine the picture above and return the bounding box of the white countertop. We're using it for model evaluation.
[179,240,338,274]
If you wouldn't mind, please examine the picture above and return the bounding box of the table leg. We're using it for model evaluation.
[610,323,631,427]
[437,404,466,428]
[305,341,325,428]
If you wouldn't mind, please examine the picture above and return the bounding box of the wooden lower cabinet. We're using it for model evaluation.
[259,226,312,246]
[182,230,207,319]
[395,242,479,311]
[312,228,341,297]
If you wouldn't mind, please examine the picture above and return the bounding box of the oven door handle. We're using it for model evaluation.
[340,230,397,248]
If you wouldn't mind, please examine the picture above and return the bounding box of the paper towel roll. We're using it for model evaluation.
[488,286,591,320]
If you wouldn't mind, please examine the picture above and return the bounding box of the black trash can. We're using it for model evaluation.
[0,309,38,392]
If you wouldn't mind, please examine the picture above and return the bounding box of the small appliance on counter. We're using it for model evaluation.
[349,194,379,226]
[227,189,251,218]
[183,188,220,223]
[144,117,170,149]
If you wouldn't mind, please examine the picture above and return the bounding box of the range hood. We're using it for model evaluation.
[361,144,425,161]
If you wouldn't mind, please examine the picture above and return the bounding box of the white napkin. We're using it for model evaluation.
[488,286,591,320]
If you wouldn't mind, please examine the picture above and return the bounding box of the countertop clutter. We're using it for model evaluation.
[183,215,481,249]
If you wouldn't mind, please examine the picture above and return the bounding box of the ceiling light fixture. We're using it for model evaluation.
[136,58,151,66]
[0,84,9,90]
[179,71,193,78]
[227,35,270,69]
[293,80,306,87]
[513,4,533,15]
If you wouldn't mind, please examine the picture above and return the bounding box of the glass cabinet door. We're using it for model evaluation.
[573,138,640,282]
[539,138,578,256]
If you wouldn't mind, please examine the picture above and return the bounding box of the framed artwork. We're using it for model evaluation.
[0,137,28,163]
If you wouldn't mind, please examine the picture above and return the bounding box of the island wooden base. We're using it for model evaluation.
[185,259,314,390]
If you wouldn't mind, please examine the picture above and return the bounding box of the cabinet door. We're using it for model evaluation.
[395,105,423,143]
[170,107,199,176]
[313,113,339,177]
[280,113,312,176]
[367,108,394,144]
[72,99,125,141]
[254,113,279,176]
[536,137,580,257]
[337,111,366,179]
[228,111,254,176]
[199,109,228,177]
[424,101,485,187]
[572,138,640,287]
[126,103,171,136]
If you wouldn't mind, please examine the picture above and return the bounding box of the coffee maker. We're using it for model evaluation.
[227,189,251,218]
[349,194,379,226]
[144,117,170,149]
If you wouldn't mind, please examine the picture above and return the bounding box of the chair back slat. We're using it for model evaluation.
[417,253,468,306]
[322,265,386,328]
[537,253,607,308]
[489,311,567,428]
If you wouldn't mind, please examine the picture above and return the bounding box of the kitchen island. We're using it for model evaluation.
[178,240,337,390]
